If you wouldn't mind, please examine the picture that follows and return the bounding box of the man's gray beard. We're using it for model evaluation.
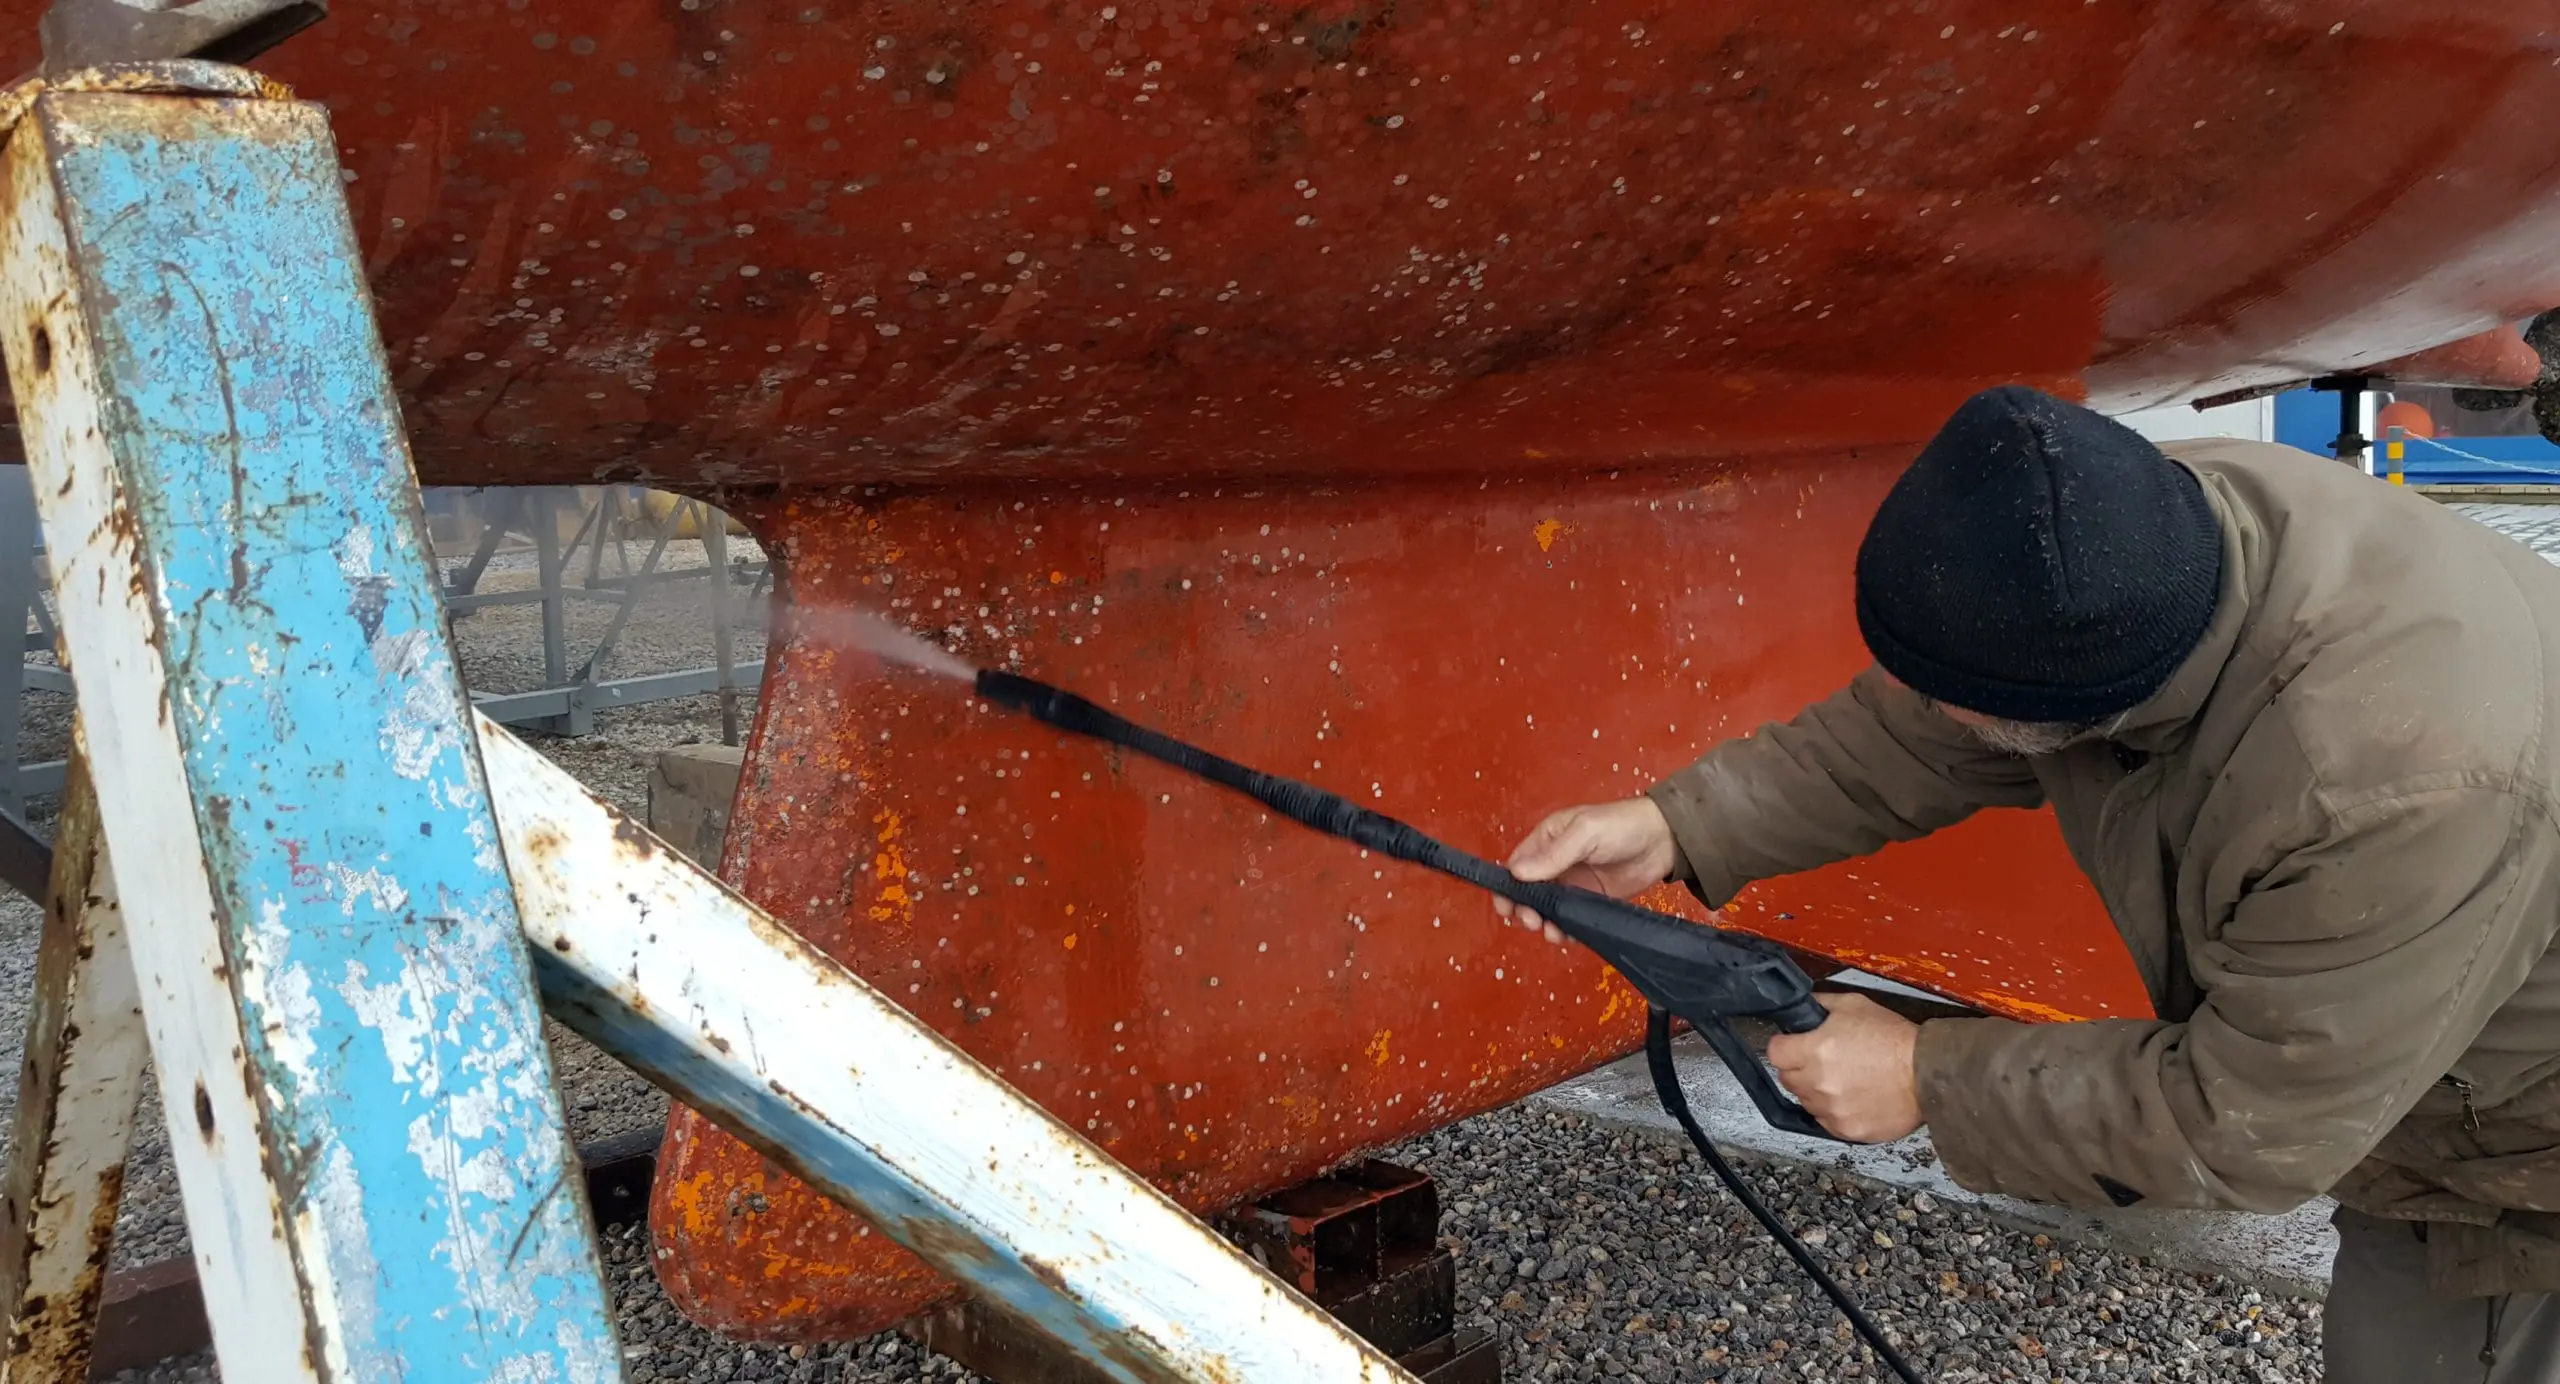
[1967,717,2091,757]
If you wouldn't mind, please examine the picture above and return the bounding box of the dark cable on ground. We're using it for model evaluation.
[976,668,1927,1383]
[1644,1010,1925,1383]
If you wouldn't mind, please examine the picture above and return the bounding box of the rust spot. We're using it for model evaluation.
[192,1082,213,1139]
[28,326,49,376]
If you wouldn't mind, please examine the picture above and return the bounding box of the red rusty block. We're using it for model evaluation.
[1220,1160,1439,1300]
[649,452,2145,1337]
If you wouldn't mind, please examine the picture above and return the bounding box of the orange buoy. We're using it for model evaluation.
[2379,400,2439,439]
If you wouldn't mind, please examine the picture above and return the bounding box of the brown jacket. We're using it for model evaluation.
[1649,438,2560,1295]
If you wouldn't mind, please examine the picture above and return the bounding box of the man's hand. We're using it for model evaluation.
[1764,992,1924,1143]
[1496,798,1679,944]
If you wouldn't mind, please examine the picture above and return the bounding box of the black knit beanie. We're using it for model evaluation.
[1853,385,2224,725]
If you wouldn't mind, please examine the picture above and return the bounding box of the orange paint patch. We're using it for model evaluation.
[1974,991,2084,1024]
[1815,944,2099,1024]
[1062,933,1079,951]
[866,810,912,928]
[1595,971,1637,1026]
[667,1171,718,1238]
[1533,518,1567,552]
[1366,1030,1393,1066]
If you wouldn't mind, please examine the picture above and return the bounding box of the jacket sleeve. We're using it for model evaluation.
[1917,786,2560,1213]
[1643,666,2045,907]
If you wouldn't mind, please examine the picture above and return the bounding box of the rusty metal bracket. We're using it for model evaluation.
[906,1160,1500,1384]
[1219,1161,1498,1380]
[40,0,325,76]
[0,63,284,154]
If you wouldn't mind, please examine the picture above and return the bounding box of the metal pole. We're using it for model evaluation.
[442,487,514,598]
[533,489,570,687]
[530,488,592,734]
[2320,374,2373,468]
[583,485,620,588]
[0,467,39,816]
[701,500,742,747]
[2,65,1416,1384]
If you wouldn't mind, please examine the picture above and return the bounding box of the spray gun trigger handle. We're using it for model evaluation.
[1689,1013,1839,1142]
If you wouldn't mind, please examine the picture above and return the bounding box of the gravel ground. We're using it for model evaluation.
[106,1107,2331,1384]
[0,497,2334,1381]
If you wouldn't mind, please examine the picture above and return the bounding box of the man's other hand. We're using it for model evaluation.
[1764,992,1924,1144]
[1496,797,1678,944]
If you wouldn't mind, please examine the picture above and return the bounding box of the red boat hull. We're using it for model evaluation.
[8,2,2555,488]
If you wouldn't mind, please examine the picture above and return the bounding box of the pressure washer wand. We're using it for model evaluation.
[974,668,1928,1384]
[975,669,1834,1133]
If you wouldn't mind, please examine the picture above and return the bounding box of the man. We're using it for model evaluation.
[1495,385,2560,1381]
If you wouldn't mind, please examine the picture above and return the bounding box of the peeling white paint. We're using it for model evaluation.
[338,959,435,1088]
[334,525,381,588]
[322,862,410,920]
[383,649,464,781]
[242,900,321,1081]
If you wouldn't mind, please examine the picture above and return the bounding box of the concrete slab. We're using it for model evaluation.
[1529,1032,2339,1299]
[645,742,745,869]
[2453,502,2560,560]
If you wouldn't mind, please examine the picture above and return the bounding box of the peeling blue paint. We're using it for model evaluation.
[41,93,617,1380]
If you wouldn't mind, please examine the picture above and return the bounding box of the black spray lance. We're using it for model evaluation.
[972,668,1927,1383]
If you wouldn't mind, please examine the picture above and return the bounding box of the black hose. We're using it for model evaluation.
[1647,1009,1926,1383]
[973,668,1932,1381]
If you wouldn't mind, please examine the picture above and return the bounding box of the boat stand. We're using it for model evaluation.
[0,61,1409,1384]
